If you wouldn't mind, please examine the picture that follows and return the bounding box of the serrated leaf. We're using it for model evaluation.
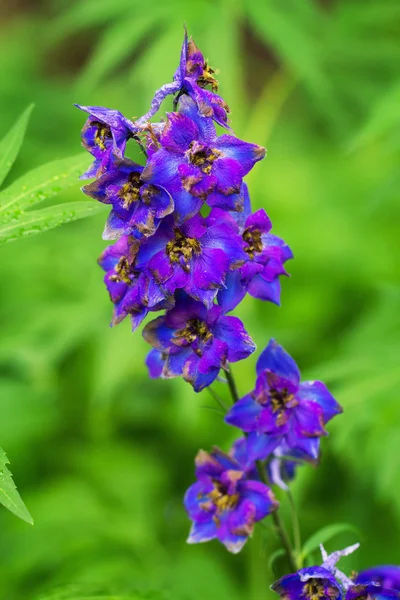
[0,153,90,217]
[301,523,359,560]
[0,201,106,244]
[0,104,34,187]
[0,446,33,524]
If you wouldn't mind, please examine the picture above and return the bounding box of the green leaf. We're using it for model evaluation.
[301,523,359,560]
[76,13,155,92]
[0,201,106,244]
[0,153,90,216]
[0,104,34,188]
[0,446,33,524]
[268,548,285,572]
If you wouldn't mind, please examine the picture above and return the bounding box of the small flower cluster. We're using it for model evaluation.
[77,31,292,393]
[272,545,400,600]
[78,31,341,555]
[184,341,341,552]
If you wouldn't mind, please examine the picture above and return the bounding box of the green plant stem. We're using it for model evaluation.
[287,488,302,567]
[225,365,298,572]
[207,387,229,413]
[256,461,298,572]
[225,365,240,404]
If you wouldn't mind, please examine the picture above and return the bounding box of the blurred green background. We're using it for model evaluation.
[0,0,399,598]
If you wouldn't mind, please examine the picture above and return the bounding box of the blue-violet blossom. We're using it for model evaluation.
[225,340,342,462]
[142,293,255,392]
[184,446,278,553]
[141,101,265,222]
[135,210,247,308]
[76,105,135,179]
[137,31,231,128]
[83,157,174,239]
[98,235,172,329]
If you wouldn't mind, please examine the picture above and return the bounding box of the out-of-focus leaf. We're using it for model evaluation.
[267,548,285,572]
[76,14,156,92]
[0,104,34,187]
[245,0,336,114]
[49,0,139,40]
[0,153,90,216]
[349,81,400,150]
[301,523,359,560]
[0,446,33,524]
[0,201,105,244]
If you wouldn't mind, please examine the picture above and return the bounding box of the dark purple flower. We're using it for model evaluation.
[82,157,174,239]
[272,567,342,600]
[215,187,293,312]
[184,446,278,553]
[76,105,136,179]
[142,293,255,392]
[98,236,172,330]
[135,212,246,308]
[225,340,342,462]
[347,585,400,600]
[356,568,400,592]
[141,99,265,223]
[137,31,231,129]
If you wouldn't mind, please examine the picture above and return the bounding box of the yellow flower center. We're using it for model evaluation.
[166,228,202,266]
[242,227,263,259]
[188,142,221,175]
[118,172,143,208]
[174,318,213,346]
[92,121,112,151]
[109,257,132,285]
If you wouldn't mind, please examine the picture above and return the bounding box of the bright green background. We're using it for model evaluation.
[0,0,399,598]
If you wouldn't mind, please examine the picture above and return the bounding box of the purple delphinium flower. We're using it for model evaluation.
[141,98,265,223]
[356,568,400,592]
[137,31,231,129]
[135,211,247,308]
[142,293,255,392]
[215,187,293,312]
[99,236,172,330]
[76,105,136,179]
[347,585,400,600]
[82,157,174,240]
[225,340,342,462]
[184,446,278,553]
[272,567,342,600]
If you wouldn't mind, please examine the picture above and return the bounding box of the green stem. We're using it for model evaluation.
[256,462,298,572]
[207,387,229,413]
[225,365,240,404]
[225,365,298,572]
[287,488,302,567]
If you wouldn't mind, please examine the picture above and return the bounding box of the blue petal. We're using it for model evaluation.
[187,519,218,544]
[256,339,300,384]
[297,381,342,423]
[245,432,281,462]
[217,270,247,313]
[225,394,262,432]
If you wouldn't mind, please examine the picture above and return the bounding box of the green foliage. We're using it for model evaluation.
[0,0,400,598]
[0,110,104,244]
[301,523,359,562]
[0,104,34,187]
[0,446,33,524]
